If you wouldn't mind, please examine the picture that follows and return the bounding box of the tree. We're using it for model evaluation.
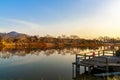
[0,36,2,42]
[6,37,15,43]
[70,35,80,39]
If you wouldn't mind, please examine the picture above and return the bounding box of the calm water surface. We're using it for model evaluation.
[0,47,102,80]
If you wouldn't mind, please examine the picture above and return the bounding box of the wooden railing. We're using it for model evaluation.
[76,49,117,60]
[72,49,118,79]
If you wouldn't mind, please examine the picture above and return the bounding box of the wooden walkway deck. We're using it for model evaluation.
[72,49,120,78]
[81,56,120,67]
[94,72,120,76]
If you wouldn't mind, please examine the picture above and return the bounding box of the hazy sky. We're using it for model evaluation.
[0,0,120,38]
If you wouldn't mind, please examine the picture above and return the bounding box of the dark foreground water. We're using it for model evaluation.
[0,47,106,80]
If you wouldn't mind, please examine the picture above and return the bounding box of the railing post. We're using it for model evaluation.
[76,54,78,62]
[84,66,86,72]
[89,56,91,59]
[88,66,92,74]
[92,52,95,58]
[98,51,100,56]
[75,54,80,78]
[84,53,86,60]
[103,50,105,56]
[106,57,109,79]
[113,50,115,56]
[76,63,80,77]
[72,63,74,78]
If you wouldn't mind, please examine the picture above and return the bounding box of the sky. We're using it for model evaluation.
[0,0,120,38]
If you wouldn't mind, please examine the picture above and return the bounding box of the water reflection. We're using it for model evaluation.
[0,47,100,59]
[0,46,103,80]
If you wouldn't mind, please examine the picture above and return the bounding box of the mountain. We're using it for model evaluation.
[0,31,27,39]
[0,33,3,35]
[8,31,21,37]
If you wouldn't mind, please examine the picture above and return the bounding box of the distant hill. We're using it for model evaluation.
[8,31,21,37]
[0,31,27,39]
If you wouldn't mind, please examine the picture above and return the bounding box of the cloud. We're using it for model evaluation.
[0,1,120,38]
[0,18,47,35]
[6,19,41,29]
[70,0,120,38]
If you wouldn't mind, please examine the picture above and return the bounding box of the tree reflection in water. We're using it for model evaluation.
[0,47,99,59]
[0,46,105,80]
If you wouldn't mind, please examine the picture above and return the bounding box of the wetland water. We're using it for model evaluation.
[0,47,111,80]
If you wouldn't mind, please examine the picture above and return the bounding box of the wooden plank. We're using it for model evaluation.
[80,56,120,67]
[72,62,92,67]
[94,72,120,76]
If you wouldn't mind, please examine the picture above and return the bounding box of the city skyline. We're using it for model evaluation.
[0,0,120,39]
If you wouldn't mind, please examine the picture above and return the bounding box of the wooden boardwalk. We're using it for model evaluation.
[72,49,120,78]
[81,56,120,67]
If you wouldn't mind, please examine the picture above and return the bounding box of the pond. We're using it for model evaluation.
[0,47,109,80]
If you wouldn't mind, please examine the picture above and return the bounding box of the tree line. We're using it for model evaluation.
[0,35,120,49]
